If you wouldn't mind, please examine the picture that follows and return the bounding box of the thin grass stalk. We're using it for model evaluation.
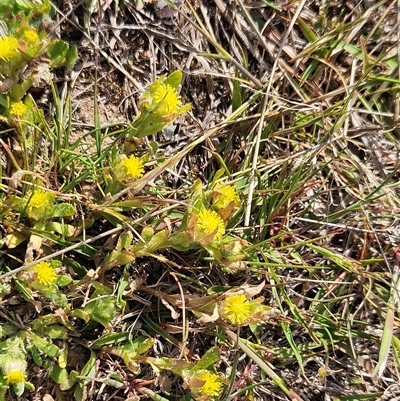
[222,326,306,401]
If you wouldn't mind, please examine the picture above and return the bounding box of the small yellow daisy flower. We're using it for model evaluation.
[24,189,54,219]
[34,261,56,286]
[114,155,144,181]
[221,294,251,325]
[213,184,241,210]
[0,36,19,60]
[192,370,223,398]
[196,209,225,240]
[23,29,39,44]
[153,83,182,115]
[4,370,26,384]
[9,101,27,117]
[3,358,27,385]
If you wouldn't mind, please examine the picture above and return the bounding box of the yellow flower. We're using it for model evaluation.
[196,209,225,240]
[10,101,27,117]
[24,189,54,219]
[3,358,27,385]
[221,294,251,325]
[4,370,26,385]
[24,29,39,44]
[34,261,56,286]
[0,36,19,60]
[192,370,223,398]
[212,184,241,210]
[114,155,144,181]
[152,83,182,115]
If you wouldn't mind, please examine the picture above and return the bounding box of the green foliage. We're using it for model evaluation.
[0,0,77,130]
[0,0,398,399]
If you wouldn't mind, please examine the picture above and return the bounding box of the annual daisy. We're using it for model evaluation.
[114,155,144,181]
[221,294,251,325]
[34,261,56,286]
[195,209,225,240]
[153,83,182,115]
[24,189,54,219]
[212,184,241,210]
[9,101,27,117]
[23,29,39,44]
[0,36,19,60]
[191,369,223,398]
[3,358,27,385]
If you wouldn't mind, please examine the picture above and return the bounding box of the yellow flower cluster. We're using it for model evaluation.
[140,71,191,120]
[212,184,241,210]
[152,83,183,116]
[192,369,223,398]
[4,370,26,385]
[34,261,56,286]
[195,209,225,240]
[221,294,251,325]
[24,189,55,219]
[0,36,19,60]
[23,29,39,44]
[114,155,144,181]
[2,358,27,385]
[10,101,27,117]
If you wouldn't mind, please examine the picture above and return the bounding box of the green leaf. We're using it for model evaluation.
[102,249,136,270]
[59,345,68,369]
[30,346,43,366]
[167,231,191,251]
[60,370,79,391]
[47,203,76,218]
[47,40,77,70]
[55,275,73,287]
[70,309,90,323]
[190,347,221,372]
[116,269,129,308]
[83,296,120,328]
[165,70,183,88]
[118,231,133,250]
[13,381,25,396]
[74,351,96,401]
[45,222,75,236]
[134,229,169,256]
[31,314,57,331]
[47,325,68,339]
[13,278,34,301]
[102,337,155,374]
[90,332,132,349]
[50,364,69,384]
[41,286,68,308]
[30,333,60,357]
[66,44,78,71]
